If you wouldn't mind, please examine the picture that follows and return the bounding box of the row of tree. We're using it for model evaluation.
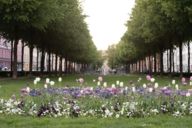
[0,0,99,78]
[108,0,192,75]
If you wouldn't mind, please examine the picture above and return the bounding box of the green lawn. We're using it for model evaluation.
[0,115,192,128]
[0,74,191,128]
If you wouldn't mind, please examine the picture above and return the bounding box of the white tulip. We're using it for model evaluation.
[80,90,84,94]
[190,82,192,86]
[34,80,37,85]
[175,84,179,90]
[50,81,55,86]
[154,83,159,89]
[26,87,30,93]
[36,77,41,82]
[138,77,142,82]
[58,77,62,82]
[150,78,155,83]
[132,87,136,92]
[172,80,176,85]
[103,82,107,87]
[149,88,153,92]
[46,78,50,84]
[186,92,191,97]
[112,84,116,88]
[143,84,147,88]
[116,114,120,118]
[125,87,128,91]
[116,81,120,85]
[44,84,48,89]
[120,82,124,87]
[97,81,101,86]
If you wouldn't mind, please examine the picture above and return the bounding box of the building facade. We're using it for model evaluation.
[0,38,11,70]
[0,38,39,71]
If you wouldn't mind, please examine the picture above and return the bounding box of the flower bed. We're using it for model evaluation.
[0,76,192,118]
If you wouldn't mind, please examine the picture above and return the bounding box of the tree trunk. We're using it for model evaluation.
[40,49,45,73]
[142,60,144,73]
[55,54,58,72]
[29,46,34,75]
[12,40,18,79]
[21,41,24,72]
[127,63,130,73]
[149,56,151,75]
[179,42,183,75]
[169,48,172,73]
[132,63,133,72]
[154,53,157,73]
[132,63,134,73]
[160,50,164,74]
[68,61,71,73]
[68,61,70,73]
[59,56,62,75]
[188,41,190,73]
[65,58,68,73]
[141,60,143,73]
[11,41,13,72]
[48,51,51,73]
[36,48,39,71]
[139,60,141,73]
[144,58,147,73]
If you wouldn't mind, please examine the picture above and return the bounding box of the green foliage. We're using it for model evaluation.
[0,0,99,78]
[111,0,192,67]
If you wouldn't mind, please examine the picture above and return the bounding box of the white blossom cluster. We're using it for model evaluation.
[0,96,192,118]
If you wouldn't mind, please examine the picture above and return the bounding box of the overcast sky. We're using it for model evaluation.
[80,0,135,50]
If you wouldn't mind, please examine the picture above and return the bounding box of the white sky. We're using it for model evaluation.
[80,0,135,50]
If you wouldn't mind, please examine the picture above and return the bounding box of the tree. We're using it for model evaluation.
[0,0,62,78]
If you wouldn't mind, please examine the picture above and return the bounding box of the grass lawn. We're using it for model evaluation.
[0,115,192,128]
[0,74,191,128]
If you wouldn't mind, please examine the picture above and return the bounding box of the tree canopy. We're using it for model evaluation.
[0,0,98,78]
[108,0,192,74]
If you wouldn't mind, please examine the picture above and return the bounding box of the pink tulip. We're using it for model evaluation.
[181,77,187,85]
[146,75,151,81]
[181,77,186,83]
